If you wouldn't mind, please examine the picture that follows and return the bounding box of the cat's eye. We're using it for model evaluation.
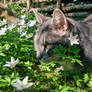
[47,45,51,49]
[44,45,51,51]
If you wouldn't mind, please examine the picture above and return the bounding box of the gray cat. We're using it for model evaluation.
[33,8,92,65]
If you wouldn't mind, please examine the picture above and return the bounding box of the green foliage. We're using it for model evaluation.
[53,44,83,66]
[8,2,21,11]
[0,2,91,92]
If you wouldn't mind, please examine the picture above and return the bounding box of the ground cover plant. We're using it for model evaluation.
[0,2,92,92]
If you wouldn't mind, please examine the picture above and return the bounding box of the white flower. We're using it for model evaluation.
[21,9,26,13]
[8,24,15,30]
[55,66,64,72]
[27,20,36,27]
[0,26,7,35]
[18,19,25,26]
[18,28,22,33]
[21,15,26,19]
[2,19,7,24]
[0,19,7,26]
[20,31,27,37]
[17,25,26,33]
[68,33,79,45]
[25,34,33,39]
[5,44,10,50]
[11,76,33,91]
[4,57,19,68]
[5,46,9,50]
[20,25,27,29]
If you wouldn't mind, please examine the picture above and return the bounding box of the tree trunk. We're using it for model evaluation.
[0,2,7,8]
[27,0,31,9]
[57,0,61,8]
[65,12,89,18]
[10,0,13,2]
[3,0,8,8]
[36,0,39,8]
[62,4,92,12]
[4,0,7,5]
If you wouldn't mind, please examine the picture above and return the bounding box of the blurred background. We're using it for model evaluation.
[0,0,92,20]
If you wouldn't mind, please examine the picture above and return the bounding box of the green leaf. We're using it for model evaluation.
[0,53,6,56]
[75,59,83,66]
[73,75,83,87]
[0,82,9,87]
[84,74,89,83]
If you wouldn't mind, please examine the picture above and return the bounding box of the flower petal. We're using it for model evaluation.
[15,59,19,64]
[11,83,23,91]
[11,57,15,63]
[6,61,10,64]
[11,83,18,88]
[4,64,10,67]
[23,83,33,89]
[71,42,73,45]
[16,79,22,85]
[75,42,79,44]
[23,76,28,85]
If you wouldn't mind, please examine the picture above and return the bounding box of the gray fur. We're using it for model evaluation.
[33,8,92,62]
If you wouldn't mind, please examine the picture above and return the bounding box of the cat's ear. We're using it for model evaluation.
[31,8,50,24]
[52,8,68,30]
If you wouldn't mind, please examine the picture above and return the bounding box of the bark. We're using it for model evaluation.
[65,12,90,18]
[27,0,31,9]
[57,0,61,8]
[16,0,26,4]
[36,4,92,13]
[10,0,13,2]
[0,2,8,8]
[62,4,92,12]
[36,0,39,8]
[38,5,56,12]
[3,0,8,8]
[33,0,48,3]
[4,0,7,5]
